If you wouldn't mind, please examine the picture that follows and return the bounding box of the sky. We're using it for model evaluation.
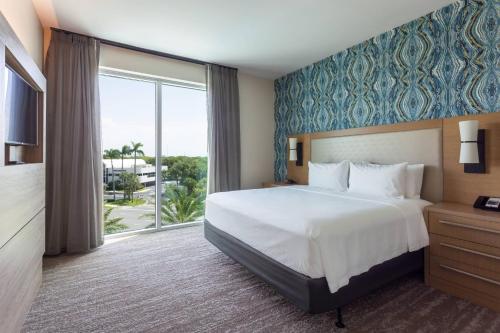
[100,74,207,157]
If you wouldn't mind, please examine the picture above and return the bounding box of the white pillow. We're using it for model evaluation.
[348,162,407,198]
[406,164,424,199]
[308,160,349,192]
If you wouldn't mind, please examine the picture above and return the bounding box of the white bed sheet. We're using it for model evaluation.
[205,185,430,293]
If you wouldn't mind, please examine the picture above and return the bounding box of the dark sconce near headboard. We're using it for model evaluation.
[459,120,485,173]
[289,137,303,166]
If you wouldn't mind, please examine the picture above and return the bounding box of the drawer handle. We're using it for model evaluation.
[439,219,500,235]
[440,242,500,261]
[440,264,500,286]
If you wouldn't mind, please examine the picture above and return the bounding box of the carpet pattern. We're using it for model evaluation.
[23,226,500,332]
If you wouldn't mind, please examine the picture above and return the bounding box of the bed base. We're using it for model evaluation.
[204,220,424,323]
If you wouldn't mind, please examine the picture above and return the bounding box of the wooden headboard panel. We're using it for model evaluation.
[287,113,500,205]
[443,113,500,205]
[311,127,443,203]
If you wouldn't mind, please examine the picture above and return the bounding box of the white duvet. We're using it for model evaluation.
[205,185,430,293]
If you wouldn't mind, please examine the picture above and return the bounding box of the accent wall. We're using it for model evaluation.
[274,0,499,180]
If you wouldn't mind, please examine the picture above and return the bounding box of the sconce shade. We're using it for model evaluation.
[288,137,302,165]
[459,120,479,142]
[459,142,479,164]
[459,120,480,165]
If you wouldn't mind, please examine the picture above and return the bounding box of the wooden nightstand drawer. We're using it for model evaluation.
[426,203,500,312]
[430,234,500,273]
[428,212,500,248]
[428,275,500,312]
[430,256,500,299]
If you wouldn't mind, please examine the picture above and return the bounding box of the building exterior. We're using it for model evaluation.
[103,159,167,187]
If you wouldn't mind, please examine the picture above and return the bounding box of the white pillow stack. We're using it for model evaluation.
[348,162,408,198]
[308,160,349,192]
[306,160,425,199]
[405,164,425,199]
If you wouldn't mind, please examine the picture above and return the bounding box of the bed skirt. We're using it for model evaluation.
[204,220,424,314]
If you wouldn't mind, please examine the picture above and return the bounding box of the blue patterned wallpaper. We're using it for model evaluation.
[274,0,499,180]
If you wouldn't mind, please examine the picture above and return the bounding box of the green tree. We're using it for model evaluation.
[194,156,208,180]
[161,169,169,182]
[130,141,145,175]
[166,161,187,186]
[164,156,206,188]
[104,148,121,201]
[130,142,144,199]
[141,156,207,227]
[120,172,140,201]
[104,206,127,234]
[193,177,207,197]
[120,145,130,200]
[120,145,131,170]
[142,156,155,165]
[159,185,204,224]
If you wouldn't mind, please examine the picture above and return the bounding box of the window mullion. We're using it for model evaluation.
[155,81,162,230]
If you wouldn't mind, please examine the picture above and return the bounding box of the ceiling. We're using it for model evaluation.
[33,0,457,79]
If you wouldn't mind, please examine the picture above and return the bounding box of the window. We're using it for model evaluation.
[160,84,208,227]
[100,69,207,236]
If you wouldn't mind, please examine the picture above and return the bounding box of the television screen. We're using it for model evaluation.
[4,65,38,146]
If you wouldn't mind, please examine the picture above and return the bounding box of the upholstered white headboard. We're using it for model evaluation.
[311,128,443,203]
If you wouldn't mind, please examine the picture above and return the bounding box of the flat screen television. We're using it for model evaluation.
[4,65,38,146]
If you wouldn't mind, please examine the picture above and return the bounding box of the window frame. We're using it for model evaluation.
[100,67,207,240]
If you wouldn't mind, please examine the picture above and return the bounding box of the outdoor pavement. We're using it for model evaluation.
[105,185,158,232]
[111,204,155,231]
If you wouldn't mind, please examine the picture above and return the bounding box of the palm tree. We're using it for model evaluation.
[104,148,121,201]
[130,142,144,200]
[130,141,144,176]
[120,145,131,170]
[104,206,127,234]
[159,186,204,224]
[140,186,204,226]
[120,145,130,200]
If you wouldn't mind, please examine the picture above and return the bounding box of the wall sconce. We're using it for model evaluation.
[459,120,485,173]
[289,137,303,166]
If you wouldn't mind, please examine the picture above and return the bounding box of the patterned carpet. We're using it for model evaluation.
[23,225,500,333]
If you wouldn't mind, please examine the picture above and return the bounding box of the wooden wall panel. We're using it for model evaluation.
[310,119,442,139]
[0,12,46,332]
[443,113,500,205]
[0,210,44,333]
[287,119,442,185]
[286,133,310,184]
[287,115,500,206]
[0,164,45,248]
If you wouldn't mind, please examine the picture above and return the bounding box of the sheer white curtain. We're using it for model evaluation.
[45,31,103,255]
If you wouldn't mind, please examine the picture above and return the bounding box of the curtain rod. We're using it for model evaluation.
[50,27,237,70]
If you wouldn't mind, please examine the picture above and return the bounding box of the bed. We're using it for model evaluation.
[204,124,443,327]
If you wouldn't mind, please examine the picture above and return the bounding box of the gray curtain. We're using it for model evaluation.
[45,31,103,255]
[206,64,241,194]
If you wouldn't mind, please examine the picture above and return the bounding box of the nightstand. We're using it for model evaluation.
[424,202,500,312]
[262,181,294,188]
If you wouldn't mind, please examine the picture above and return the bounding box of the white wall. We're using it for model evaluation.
[238,73,275,189]
[0,0,43,69]
[99,45,275,189]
